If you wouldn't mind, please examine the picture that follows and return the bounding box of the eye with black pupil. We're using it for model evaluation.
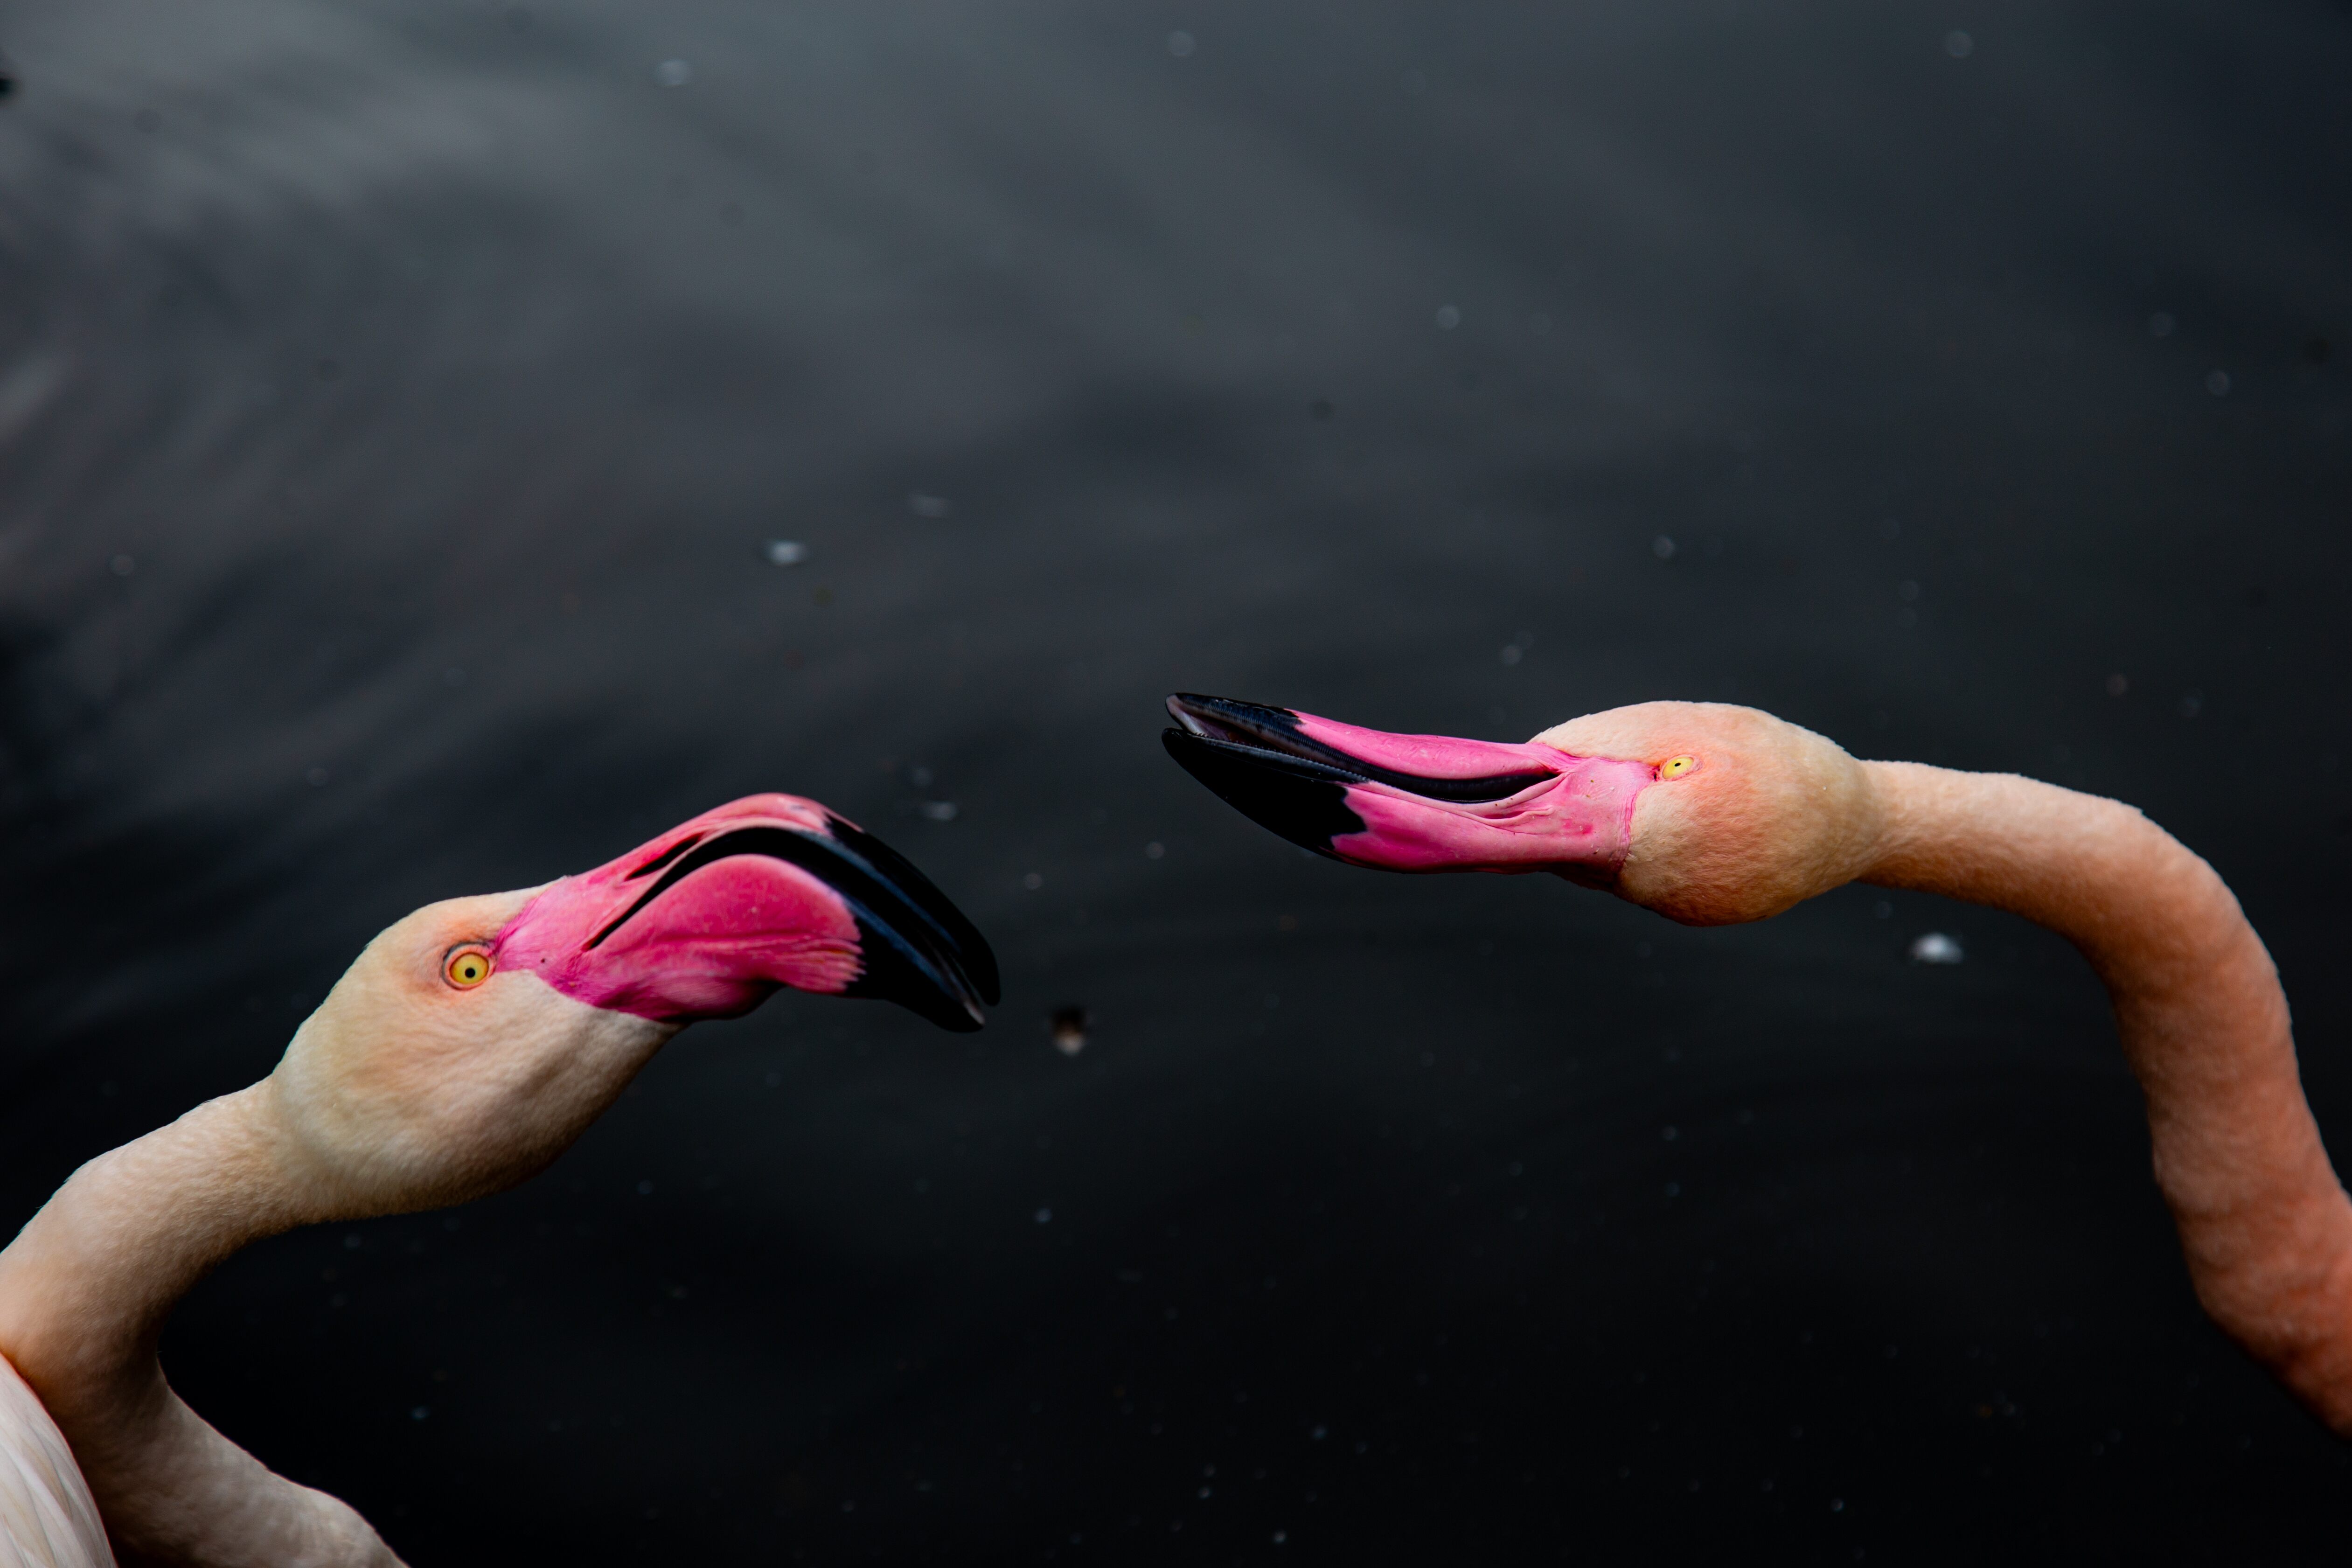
[445,949,493,988]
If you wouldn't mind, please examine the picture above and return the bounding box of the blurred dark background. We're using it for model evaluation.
[2,1,2348,1561]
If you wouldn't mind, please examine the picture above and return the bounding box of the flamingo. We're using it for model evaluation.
[0,794,998,1567]
[1163,692,2352,1434]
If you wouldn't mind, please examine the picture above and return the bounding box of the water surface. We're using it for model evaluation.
[3,1,2349,1560]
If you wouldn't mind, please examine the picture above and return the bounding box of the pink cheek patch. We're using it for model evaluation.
[494,855,862,1022]
[1329,756,1661,875]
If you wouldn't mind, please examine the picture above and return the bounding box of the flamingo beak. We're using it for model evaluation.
[491,795,1000,1032]
[1162,693,1657,879]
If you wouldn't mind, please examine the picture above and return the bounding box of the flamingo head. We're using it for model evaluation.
[264,795,999,1215]
[1164,694,1880,927]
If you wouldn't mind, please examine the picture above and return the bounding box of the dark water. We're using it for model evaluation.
[4,1,2350,1560]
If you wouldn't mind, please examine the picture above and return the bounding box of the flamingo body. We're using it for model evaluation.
[0,1356,111,1568]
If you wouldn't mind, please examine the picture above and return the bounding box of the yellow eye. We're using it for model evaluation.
[1659,755,1698,780]
[444,948,494,989]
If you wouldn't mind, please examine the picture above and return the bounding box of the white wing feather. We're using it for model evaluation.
[0,1355,112,1568]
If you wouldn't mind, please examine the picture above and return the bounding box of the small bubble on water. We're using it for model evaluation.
[2105,672,2129,697]
[1144,840,1166,860]
[1943,30,1973,58]
[765,539,808,566]
[919,801,959,822]
[411,1405,430,1421]
[1166,30,1196,57]
[1023,871,1044,890]
[656,58,692,87]
[637,1179,655,1195]
[2205,369,2232,397]
[1434,304,1461,330]
[2148,311,2176,338]
[2178,691,2203,719]
[1499,643,1522,666]
[907,492,952,518]
[1909,932,1964,964]
[1034,1206,1053,1225]
[109,553,136,576]
[1653,535,1677,560]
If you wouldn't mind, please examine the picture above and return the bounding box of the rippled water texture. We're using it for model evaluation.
[3,2,2349,1561]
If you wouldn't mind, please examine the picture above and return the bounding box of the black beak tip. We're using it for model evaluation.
[1161,727,1364,858]
[845,914,990,1032]
[809,816,1001,1028]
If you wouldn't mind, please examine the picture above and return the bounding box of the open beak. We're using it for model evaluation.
[492,795,1000,1032]
[1162,693,1657,879]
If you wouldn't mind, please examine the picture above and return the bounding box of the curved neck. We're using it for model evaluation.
[0,1085,403,1566]
[1861,760,2352,1430]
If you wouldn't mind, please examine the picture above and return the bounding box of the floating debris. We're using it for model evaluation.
[765,539,808,566]
[1050,1005,1089,1055]
[1909,932,1964,964]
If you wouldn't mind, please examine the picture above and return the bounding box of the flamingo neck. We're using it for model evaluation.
[0,1084,404,1565]
[1859,760,2352,1430]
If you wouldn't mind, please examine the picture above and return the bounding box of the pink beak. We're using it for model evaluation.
[491,794,999,1031]
[1163,694,1658,883]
